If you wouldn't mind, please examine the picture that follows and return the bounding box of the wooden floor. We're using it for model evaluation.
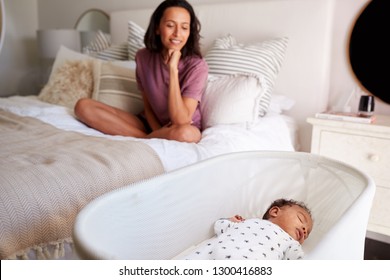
[364,238,390,260]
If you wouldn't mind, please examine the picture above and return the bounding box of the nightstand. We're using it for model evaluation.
[307,115,390,243]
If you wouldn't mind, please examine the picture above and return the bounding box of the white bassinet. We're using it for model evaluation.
[73,151,375,260]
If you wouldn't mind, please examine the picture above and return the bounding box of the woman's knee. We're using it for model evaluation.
[171,125,201,143]
[74,98,94,120]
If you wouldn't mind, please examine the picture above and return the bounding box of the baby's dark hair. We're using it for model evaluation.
[262,198,312,220]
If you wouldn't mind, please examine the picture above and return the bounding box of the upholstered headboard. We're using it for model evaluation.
[109,0,334,152]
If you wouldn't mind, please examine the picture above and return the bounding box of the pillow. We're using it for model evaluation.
[92,60,144,114]
[83,30,111,54]
[38,60,94,109]
[127,21,145,60]
[86,42,128,61]
[83,29,128,61]
[205,34,289,117]
[200,73,265,129]
[49,45,92,81]
[268,94,295,114]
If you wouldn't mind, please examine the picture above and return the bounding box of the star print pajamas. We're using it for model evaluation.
[183,218,304,260]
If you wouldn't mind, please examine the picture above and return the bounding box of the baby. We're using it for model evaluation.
[183,198,313,260]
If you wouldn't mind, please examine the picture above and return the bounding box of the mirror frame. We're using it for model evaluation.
[349,0,388,104]
[74,8,110,33]
[0,0,5,54]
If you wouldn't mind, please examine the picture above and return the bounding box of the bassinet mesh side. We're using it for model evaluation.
[73,151,372,260]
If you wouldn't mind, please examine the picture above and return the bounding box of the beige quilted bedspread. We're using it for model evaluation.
[0,109,164,259]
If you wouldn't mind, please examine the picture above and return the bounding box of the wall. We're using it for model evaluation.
[0,0,40,97]
[1,0,389,115]
[36,0,240,29]
[329,0,389,115]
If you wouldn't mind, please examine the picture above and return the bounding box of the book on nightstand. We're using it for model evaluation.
[315,111,376,124]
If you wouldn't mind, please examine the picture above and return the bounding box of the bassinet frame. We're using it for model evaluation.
[73,151,375,260]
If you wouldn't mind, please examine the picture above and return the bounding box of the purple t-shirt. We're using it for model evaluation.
[135,48,208,130]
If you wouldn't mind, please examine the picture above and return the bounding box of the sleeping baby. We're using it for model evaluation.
[182,198,313,260]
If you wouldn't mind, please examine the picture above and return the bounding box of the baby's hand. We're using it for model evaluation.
[229,215,245,223]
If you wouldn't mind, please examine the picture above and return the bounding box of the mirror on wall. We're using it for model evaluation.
[349,0,388,104]
[0,0,5,54]
[75,9,109,33]
[75,9,110,49]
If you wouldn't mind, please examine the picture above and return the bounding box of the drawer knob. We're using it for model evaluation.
[369,154,380,162]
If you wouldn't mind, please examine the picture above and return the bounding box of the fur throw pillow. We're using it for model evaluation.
[38,59,94,109]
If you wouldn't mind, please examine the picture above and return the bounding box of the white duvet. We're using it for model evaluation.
[0,95,295,171]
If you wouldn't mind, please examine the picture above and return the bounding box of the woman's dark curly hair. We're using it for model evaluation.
[144,0,202,58]
[262,198,312,220]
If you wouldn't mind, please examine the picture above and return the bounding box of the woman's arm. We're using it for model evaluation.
[143,92,162,131]
[167,50,198,125]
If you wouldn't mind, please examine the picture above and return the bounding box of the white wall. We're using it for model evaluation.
[36,0,241,29]
[1,0,389,114]
[0,0,40,97]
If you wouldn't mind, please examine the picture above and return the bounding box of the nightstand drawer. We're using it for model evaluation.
[318,131,390,187]
[367,186,390,237]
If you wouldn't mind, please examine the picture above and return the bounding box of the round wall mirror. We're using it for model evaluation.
[75,9,109,33]
[75,9,110,50]
[349,0,388,104]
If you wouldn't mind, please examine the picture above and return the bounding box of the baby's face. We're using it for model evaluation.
[269,205,313,244]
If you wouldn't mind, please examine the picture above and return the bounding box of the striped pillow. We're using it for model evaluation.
[92,60,144,114]
[93,42,128,61]
[84,30,128,61]
[128,21,145,60]
[205,35,289,116]
[83,30,111,54]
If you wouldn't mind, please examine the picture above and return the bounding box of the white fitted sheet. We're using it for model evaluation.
[0,95,296,172]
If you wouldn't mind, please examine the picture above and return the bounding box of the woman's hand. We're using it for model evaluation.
[167,49,181,70]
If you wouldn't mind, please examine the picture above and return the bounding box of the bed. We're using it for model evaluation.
[0,0,369,260]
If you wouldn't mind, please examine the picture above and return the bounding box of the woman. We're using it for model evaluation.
[74,0,208,143]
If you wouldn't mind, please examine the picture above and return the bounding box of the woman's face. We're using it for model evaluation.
[157,7,190,53]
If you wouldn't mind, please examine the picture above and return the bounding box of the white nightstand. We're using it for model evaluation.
[307,115,390,243]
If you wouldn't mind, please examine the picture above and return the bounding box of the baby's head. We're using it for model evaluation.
[262,199,313,244]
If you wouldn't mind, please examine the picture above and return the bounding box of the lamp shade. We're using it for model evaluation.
[37,29,81,59]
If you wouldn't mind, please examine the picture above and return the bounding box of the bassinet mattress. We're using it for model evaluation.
[0,95,295,259]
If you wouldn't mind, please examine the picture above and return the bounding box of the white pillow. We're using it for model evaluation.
[128,21,145,60]
[268,94,296,114]
[201,74,265,129]
[49,45,92,81]
[205,35,288,117]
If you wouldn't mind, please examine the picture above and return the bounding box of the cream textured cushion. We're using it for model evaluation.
[201,74,265,129]
[38,60,94,109]
[205,35,288,117]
